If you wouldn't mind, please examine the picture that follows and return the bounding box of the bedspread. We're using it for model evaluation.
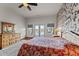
[17,44,65,56]
[17,43,79,56]
[17,37,79,56]
[25,37,69,49]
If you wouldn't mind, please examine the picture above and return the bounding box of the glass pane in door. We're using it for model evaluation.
[34,25,39,37]
[40,25,44,36]
[27,28,33,36]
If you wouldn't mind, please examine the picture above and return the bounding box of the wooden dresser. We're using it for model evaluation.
[0,22,20,49]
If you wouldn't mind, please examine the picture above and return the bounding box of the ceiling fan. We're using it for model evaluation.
[18,3,38,11]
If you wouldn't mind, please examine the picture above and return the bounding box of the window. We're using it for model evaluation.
[47,23,54,35]
[40,25,44,37]
[27,23,54,37]
[27,24,33,37]
[34,25,39,37]
[34,24,45,37]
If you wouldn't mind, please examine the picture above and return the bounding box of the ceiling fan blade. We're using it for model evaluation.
[27,3,38,6]
[18,4,24,8]
[27,6,32,11]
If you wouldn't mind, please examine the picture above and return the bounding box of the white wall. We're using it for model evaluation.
[26,15,56,37]
[26,15,56,24]
[0,5,26,39]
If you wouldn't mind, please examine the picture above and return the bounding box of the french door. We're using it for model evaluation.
[34,24,45,37]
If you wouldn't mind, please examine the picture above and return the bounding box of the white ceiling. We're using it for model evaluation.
[0,3,62,19]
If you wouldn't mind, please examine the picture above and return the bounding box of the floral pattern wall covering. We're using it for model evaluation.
[57,3,79,35]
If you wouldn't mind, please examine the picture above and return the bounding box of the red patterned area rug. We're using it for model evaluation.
[17,43,79,56]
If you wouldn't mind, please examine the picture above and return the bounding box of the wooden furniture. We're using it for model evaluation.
[25,37,33,40]
[53,35,60,37]
[1,22,15,33]
[70,31,79,36]
[0,22,20,49]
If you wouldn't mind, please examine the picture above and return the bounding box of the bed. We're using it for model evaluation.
[17,37,79,56]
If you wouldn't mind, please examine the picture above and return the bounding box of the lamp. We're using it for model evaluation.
[54,27,62,37]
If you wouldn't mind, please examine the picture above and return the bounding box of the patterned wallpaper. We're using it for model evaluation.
[57,3,79,34]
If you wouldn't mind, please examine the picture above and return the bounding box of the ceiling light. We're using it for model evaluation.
[22,0,28,7]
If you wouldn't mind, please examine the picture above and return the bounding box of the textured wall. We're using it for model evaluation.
[57,3,79,45]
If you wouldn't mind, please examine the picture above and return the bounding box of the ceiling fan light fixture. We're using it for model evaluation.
[22,0,28,3]
[22,0,28,7]
[18,0,37,11]
[23,3,28,7]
